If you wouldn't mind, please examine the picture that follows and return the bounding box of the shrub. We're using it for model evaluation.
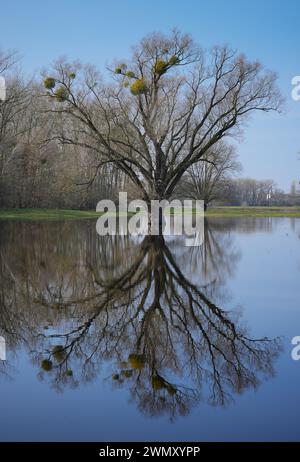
[115,67,122,74]
[69,72,76,79]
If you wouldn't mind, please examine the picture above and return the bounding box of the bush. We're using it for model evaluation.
[115,67,122,74]
[69,72,76,79]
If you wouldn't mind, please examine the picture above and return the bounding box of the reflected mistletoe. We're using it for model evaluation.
[18,226,281,420]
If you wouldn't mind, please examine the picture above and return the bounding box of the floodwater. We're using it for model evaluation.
[0,217,299,441]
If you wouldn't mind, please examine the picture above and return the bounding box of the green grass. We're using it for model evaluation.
[0,206,300,221]
[205,206,300,218]
[0,208,104,221]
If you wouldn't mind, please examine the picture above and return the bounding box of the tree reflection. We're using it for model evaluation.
[0,220,281,419]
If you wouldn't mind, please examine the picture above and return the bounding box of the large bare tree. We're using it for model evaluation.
[43,30,282,203]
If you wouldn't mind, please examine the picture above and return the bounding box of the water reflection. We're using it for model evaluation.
[0,219,282,419]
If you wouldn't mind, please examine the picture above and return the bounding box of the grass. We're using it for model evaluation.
[205,206,300,218]
[0,208,104,221]
[0,206,300,221]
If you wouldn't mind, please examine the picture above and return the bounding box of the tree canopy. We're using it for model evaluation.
[43,30,282,202]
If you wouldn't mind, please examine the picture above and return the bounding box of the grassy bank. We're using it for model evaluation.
[205,206,300,218]
[0,206,300,221]
[0,208,103,221]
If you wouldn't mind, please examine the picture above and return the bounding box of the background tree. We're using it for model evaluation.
[176,141,241,208]
[224,178,276,206]
[0,50,124,209]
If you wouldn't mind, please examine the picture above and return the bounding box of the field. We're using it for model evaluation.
[0,206,300,220]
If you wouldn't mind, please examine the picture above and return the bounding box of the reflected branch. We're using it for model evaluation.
[0,220,282,418]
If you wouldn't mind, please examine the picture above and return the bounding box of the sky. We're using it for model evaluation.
[1,0,300,191]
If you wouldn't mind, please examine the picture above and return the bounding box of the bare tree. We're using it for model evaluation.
[0,49,19,75]
[42,30,282,203]
[176,141,241,208]
[225,178,276,206]
[0,51,33,205]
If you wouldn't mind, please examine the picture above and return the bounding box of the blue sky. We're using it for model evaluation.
[1,0,300,191]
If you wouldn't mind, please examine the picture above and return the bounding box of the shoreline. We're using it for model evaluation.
[1,206,300,220]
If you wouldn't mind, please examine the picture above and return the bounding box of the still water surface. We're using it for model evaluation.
[0,217,299,441]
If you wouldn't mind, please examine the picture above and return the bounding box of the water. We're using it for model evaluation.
[0,217,299,441]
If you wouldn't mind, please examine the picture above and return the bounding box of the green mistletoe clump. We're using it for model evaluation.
[41,359,53,372]
[168,55,180,66]
[128,353,146,369]
[130,79,148,96]
[125,71,135,78]
[43,77,56,89]
[154,59,168,75]
[154,55,180,76]
[52,345,66,362]
[115,63,127,74]
[54,86,69,102]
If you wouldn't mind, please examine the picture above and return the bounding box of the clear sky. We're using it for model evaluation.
[1,0,300,191]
